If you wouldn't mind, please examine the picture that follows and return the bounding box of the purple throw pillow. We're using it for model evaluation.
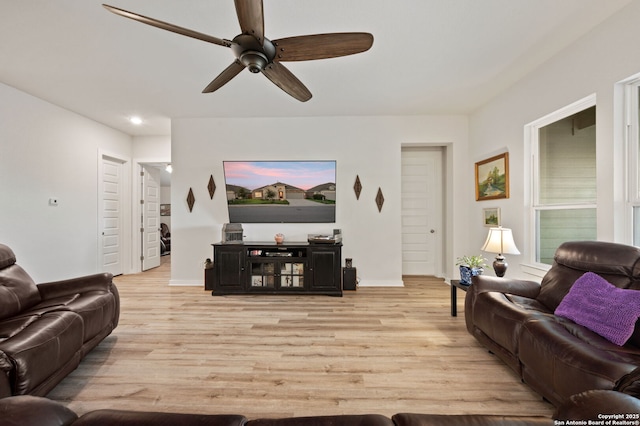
[555,272,640,346]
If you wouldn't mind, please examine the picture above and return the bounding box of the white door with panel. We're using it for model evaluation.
[100,156,124,276]
[401,147,443,276]
[142,166,161,271]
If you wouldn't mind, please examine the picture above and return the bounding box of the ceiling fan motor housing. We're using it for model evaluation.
[232,34,276,73]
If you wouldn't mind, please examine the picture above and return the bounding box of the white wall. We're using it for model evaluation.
[170,115,469,286]
[467,0,640,279]
[133,135,171,161]
[0,82,133,282]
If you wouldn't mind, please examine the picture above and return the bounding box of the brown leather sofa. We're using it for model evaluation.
[1,390,638,426]
[465,240,640,406]
[0,244,119,398]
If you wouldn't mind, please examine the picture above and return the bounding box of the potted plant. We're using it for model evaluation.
[456,255,488,285]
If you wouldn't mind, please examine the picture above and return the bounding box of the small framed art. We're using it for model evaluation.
[482,208,501,227]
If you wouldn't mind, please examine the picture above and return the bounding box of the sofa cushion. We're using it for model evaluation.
[0,264,41,322]
[59,290,117,342]
[555,272,640,346]
[0,316,40,342]
[0,311,83,395]
[27,290,117,342]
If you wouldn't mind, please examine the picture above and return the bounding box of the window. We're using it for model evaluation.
[527,96,597,267]
[626,79,640,246]
[623,76,640,246]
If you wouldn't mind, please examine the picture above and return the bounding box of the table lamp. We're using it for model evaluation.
[481,227,520,277]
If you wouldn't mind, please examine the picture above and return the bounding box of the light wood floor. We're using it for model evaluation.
[48,256,554,419]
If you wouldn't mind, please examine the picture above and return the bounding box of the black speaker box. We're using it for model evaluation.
[342,267,357,291]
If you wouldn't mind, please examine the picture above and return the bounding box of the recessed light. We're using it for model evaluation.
[129,116,143,125]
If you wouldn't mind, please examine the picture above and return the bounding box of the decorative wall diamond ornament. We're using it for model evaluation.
[208,175,216,199]
[354,175,362,200]
[375,187,384,212]
[187,188,195,212]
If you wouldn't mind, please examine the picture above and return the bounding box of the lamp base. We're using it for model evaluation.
[493,255,508,277]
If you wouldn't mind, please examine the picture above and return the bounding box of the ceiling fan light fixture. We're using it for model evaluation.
[240,50,268,73]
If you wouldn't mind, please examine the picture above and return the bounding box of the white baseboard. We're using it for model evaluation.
[358,279,404,287]
[169,279,203,287]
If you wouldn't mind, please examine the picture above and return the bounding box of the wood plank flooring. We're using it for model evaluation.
[48,257,554,419]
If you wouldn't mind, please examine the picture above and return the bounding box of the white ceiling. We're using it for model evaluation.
[0,0,631,136]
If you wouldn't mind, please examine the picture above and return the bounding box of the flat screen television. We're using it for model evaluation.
[223,161,337,223]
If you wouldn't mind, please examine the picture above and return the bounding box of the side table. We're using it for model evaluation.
[450,279,470,317]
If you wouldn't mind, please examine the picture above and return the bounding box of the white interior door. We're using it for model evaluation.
[142,166,161,271]
[401,147,443,276]
[100,156,123,275]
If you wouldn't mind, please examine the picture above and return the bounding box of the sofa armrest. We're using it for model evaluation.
[554,390,640,421]
[0,395,78,426]
[470,275,541,298]
[465,275,542,332]
[37,272,114,300]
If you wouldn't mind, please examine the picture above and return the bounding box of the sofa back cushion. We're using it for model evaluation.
[0,244,41,321]
[538,241,640,311]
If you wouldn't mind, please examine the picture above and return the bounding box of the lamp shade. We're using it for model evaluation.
[481,227,520,255]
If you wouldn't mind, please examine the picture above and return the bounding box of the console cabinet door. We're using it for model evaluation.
[308,247,342,295]
[214,246,245,293]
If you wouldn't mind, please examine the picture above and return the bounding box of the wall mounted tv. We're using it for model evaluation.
[223,161,337,223]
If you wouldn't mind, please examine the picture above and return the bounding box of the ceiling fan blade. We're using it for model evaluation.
[234,0,265,43]
[272,33,374,62]
[262,62,312,102]
[202,60,245,93]
[103,4,232,48]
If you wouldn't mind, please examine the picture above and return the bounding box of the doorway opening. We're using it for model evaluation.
[138,162,172,272]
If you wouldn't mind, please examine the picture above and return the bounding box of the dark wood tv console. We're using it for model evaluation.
[210,242,343,296]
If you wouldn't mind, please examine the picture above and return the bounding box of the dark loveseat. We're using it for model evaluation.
[2,390,639,426]
[465,240,640,406]
[0,244,119,397]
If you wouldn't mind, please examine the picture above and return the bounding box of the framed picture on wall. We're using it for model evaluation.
[475,152,509,201]
[160,204,171,216]
[482,208,501,227]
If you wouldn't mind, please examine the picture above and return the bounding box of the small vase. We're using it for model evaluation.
[459,266,483,285]
[459,266,472,285]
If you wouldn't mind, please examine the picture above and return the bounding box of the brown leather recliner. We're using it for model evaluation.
[0,244,119,397]
[465,240,640,406]
[1,390,638,426]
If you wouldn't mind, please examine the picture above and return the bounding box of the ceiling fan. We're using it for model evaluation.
[102,1,374,102]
